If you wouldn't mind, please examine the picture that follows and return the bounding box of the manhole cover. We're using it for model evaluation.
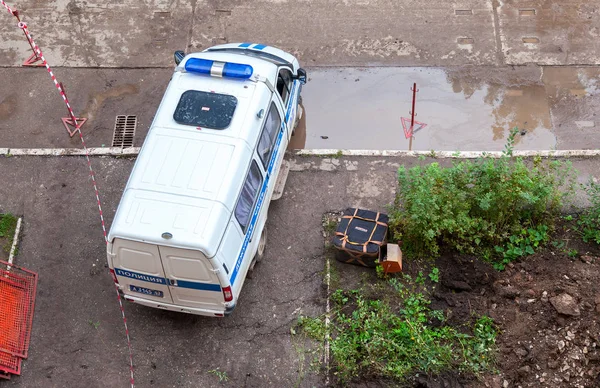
[112,115,137,148]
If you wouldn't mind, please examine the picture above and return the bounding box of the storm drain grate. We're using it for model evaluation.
[112,115,137,148]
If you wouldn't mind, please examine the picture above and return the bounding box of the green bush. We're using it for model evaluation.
[578,180,600,245]
[389,129,575,263]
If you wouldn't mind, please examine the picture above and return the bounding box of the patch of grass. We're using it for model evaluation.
[0,213,18,253]
[298,271,498,384]
[319,150,343,159]
[208,368,229,383]
[389,128,576,268]
[291,316,329,384]
[323,219,338,235]
[322,212,341,236]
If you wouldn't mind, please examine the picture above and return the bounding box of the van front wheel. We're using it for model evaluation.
[248,226,267,277]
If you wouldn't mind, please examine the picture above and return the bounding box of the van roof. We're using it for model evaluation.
[108,49,282,257]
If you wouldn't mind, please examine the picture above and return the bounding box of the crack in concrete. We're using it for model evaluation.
[247,320,295,344]
[186,0,197,51]
[67,1,97,67]
[491,0,506,66]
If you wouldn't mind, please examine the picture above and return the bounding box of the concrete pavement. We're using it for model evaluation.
[2,66,600,151]
[1,0,600,68]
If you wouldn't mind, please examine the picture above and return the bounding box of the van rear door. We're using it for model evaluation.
[112,239,173,304]
[159,246,224,310]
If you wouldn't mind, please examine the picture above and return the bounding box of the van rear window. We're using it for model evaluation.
[173,90,237,129]
[235,160,263,232]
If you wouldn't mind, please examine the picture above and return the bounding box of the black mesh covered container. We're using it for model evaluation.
[332,208,389,267]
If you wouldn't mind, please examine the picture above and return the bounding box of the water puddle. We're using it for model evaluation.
[543,67,600,101]
[299,67,556,151]
[287,102,307,151]
[540,67,600,149]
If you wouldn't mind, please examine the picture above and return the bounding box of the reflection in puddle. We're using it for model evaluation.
[541,67,600,149]
[287,102,306,151]
[446,67,552,144]
[490,85,551,142]
[543,67,600,101]
[299,68,556,151]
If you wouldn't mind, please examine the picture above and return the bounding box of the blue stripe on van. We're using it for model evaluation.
[253,44,267,50]
[177,280,222,292]
[230,80,300,284]
[115,268,221,292]
[238,43,252,48]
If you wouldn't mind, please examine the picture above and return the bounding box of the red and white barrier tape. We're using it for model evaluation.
[3,12,135,387]
[0,0,15,15]
[18,22,79,125]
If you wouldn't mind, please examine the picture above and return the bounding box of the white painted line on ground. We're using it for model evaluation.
[8,217,22,266]
[324,251,331,386]
[2,148,600,158]
[1,147,140,156]
[575,121,595,129]
[295,149,600,158]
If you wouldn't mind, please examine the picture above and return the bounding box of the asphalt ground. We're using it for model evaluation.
[1,154,599,386]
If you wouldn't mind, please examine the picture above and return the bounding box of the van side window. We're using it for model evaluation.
[234,160,263,232]
[257,103,282,168]
[276,69,293,105]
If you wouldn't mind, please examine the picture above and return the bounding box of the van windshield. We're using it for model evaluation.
[173,90,237,129]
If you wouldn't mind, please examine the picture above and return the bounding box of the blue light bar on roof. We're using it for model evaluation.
[185,58,253,79]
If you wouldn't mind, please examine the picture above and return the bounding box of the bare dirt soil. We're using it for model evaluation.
[329,219,600,388]
[414,223,600,388]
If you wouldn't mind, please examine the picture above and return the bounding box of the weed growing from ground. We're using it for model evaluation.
[297,270,498,384]
[389,128,576,267]
[492,225,550,270]
[577,180,600,245]
[208,368,229,383]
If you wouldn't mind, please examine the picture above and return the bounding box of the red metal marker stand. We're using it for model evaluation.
[11,11,44,67]
[401,83,427,151]
[59,83,87,137]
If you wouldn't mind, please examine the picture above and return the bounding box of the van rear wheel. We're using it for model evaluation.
[248,226,267,277]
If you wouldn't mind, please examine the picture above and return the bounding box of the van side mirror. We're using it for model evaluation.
[174,50,185,65]
[295,68,307,85]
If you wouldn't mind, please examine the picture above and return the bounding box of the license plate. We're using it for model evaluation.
[129,285,164,297]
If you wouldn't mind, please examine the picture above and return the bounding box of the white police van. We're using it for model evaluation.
[106,43,306,317]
